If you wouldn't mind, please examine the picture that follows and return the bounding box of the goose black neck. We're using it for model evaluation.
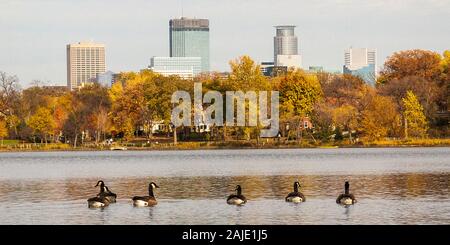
[345,182,350,195]
[99,183,105,193]
[148,185,154,197]
[294,183,299,192]
[236,187,242,196]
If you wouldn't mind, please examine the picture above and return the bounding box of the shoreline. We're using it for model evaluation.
[0,141,449,153]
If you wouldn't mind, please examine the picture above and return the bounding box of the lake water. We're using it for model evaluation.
[0,147,449,224]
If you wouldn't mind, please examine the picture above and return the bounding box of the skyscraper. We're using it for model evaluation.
[343,47,377,85]
[169,17,209,72]
[273,25,302,68]
[66,41,105,90]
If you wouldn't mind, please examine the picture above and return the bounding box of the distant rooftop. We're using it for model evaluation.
[274,25,296,29]
[68,41,105,47]
[170,17,209,29]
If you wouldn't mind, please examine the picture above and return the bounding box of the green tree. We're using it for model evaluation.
[402,90,428,138]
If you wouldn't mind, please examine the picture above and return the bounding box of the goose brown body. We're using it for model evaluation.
[132,182,159,207]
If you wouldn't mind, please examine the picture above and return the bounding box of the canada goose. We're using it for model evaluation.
[285,181,306,203]
[100,186,117,203]
[95,180,117,203]
[132,182,159,207]
[227,185,247,205]
[87,196,109,208]
[87,180,110,208]
[336,181,357,205]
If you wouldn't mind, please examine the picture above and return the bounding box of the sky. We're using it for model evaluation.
[1,0,449,87]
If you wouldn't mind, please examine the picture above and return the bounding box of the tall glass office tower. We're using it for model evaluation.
[169,17,210,72]
[273,26,302,68]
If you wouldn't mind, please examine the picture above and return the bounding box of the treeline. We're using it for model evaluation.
[0,49,448,146]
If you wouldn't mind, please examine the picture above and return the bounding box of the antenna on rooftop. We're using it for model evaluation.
[181,0,184,17]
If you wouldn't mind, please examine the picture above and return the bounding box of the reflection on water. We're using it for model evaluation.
[0,174,449,224]
[0,148,449,224]
[0,174,449,202]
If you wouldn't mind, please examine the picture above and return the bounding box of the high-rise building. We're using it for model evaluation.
[169,17,209,72]
[66,41,105,90]
[343,47,376,85]
[273,25,302,68]
[149,56,202,79]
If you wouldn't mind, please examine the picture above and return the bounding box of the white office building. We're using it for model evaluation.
[66,41,106,90]
[344,47,376,71]
[343,47,377,85]
[149,57,202,79]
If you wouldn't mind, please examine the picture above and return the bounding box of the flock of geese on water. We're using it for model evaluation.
[88,180,357,208]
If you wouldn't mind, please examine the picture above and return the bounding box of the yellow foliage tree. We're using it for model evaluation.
[360,95,400,141]
[28,107,55,143]
[277,69,322,141]
[402,90,428,138]
[0,120,8,145]
[332,105,358,142]
[278,69,322,118]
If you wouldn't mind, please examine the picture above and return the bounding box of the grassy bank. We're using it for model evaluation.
[0,138,449,152]
[361,138,450,147]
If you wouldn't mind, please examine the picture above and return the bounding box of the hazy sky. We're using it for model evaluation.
[1,0,449,87]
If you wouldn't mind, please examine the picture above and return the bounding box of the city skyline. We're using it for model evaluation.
[1,0,449,87]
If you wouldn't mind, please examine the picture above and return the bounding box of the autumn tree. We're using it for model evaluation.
[75,84,111,143]
[0,120,8,145]
[0,71,21,139]
[227,56,270,91]
[378,49,442,84]
[152,75,192,130]
[311,102,334,142]
[277,69,322,141]
[321,74,366,108]
[28,107,55,144]
[278,70,322,117]
[402,91,428,138]
[60,91,86,147]
[222,56,271,141]
[0,71,20,116]
[440,50,450,117]
[359,95,401,141]
[378,50,449,134]
[332,105,358,142]
[110,71,159,140]
[377,76,440,122]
